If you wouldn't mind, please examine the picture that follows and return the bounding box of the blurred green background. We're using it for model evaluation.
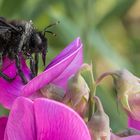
[0,0,140,132]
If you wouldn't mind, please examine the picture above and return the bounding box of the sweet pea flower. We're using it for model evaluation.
[0,37,83,109]
[0,97,91,140]
[0,97,140,140]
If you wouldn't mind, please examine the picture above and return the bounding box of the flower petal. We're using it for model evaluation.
[128,115,140,130]
[128,93,140,121]
[0,58,30,109]
[0,117,7,140]
[126,93,140,129]
[4,97,35,140]
[46,37,82,70]
[22,37,83,97]
[34,98,91,140]
[48,37,83,89]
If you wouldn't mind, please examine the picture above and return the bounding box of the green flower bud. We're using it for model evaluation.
[65,64,90,106]
[64,64,90,117]
[110,69,140,112]
[66,74,89,106]
[96,69,140,120]
[87,96,110,140]
[40,84,65,101]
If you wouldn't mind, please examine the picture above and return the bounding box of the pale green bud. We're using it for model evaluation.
[64,64,90,117]
[96,69,140,117]
[66,74,89,106]
[65,64,90,106]
[40,83,65,101]
[87,96,110,140]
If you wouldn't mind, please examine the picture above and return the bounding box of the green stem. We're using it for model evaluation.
[87,63,97,121]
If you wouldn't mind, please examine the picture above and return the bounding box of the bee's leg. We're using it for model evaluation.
[29,55,36,79]
[0,53,16,82]
[0,71,15,82]
[35,53,39,75]
[15,55,28,84]
[42,46,47,66]
[0,53,2,66]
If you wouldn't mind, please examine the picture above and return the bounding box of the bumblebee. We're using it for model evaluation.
[0,17,57,84]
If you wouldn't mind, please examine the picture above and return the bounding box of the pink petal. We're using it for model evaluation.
[127,93,140,129]
[128,93,140,121]
[46,37,82,70]
[0,117,7,140]
[4,97,91,140]
[51,40,83,89]
[46,37,83,89]
[22,37,83,97]
[128,115,140,130]
[34,98,91,140]
[0,58,30,109]
[111,133,140,140]
[4,97,35,140]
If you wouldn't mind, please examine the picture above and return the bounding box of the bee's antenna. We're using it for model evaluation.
[43,21,60,36]
[44,31,56,36]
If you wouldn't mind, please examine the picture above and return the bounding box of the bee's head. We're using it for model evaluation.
[33,32,47,66]
[31,21,59,66]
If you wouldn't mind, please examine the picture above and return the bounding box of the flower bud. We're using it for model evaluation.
[40,83,65,102]
[66,74,89,106]
[87,96,110,140]
[112,69,140,111]
[96,69,140,121]
[64,64,90,117]
[65,64,90,104]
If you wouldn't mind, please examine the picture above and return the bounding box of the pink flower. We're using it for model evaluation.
[0,37,83,109]
[128,94,140,130]
[0,96,140,140]
[0,117,7,140]
[0,88,140,140]
[1,97,91,140]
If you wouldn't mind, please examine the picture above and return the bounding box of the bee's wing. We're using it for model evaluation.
[0,28,11,42]
[0,18,19,32]
[0,25,11,29]
[0,28,9,33]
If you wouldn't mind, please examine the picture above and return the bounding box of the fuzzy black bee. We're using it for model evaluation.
[0,17,58,84]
